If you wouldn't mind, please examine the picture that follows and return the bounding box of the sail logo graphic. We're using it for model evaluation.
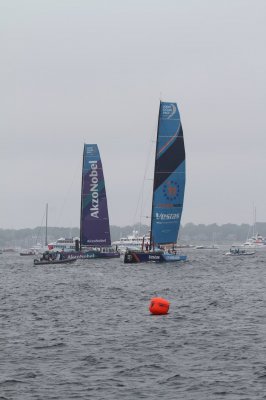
[155,213,179,221]
[86,145,96,156]
[163,181,179,201]
[89,160,99,218]
[162,104,176,119]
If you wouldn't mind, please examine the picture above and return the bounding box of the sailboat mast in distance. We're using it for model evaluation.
[150,102,186,245]
[80,144,111,248]
[45,203,48,246]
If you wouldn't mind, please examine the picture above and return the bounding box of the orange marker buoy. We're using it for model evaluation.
[149,297,170,315]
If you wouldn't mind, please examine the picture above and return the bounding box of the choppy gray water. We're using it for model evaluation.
[1,249,266,400]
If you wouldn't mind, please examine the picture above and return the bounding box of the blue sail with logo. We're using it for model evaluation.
[123,101,187,263]
[150,102,186,245]
[80,144,111,247]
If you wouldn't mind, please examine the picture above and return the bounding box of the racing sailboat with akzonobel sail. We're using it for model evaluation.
[50,144,119,259]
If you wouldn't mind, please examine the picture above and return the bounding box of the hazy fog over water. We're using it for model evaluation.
[1,0,265,229]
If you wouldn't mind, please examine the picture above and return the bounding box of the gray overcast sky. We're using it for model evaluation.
[1,0,265,229]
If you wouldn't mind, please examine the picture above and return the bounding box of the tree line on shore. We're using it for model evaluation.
[1,222,266,249]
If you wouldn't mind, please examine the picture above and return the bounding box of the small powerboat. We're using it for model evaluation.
[225,248,255,256]
[33,258,77,266]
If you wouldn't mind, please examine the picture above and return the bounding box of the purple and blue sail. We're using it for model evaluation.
[151,102,186,245]
[80,144,111,247]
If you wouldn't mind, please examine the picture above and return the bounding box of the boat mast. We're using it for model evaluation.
[45,203,48,246]
[79,144,86,251]
[253,206,257,237]
[150,101,161,249]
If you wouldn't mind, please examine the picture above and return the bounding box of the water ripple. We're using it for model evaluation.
[1,249,266,399]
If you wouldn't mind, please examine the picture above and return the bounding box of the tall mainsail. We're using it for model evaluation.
[150,102,186,245]
[80,144,111,247]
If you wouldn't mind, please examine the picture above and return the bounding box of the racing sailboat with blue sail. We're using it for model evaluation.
[124,101,187,263]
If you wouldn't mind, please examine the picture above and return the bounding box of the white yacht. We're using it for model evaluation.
[48,237,80,252]
[242,207,266,249]
[20,243,47,256]
[243,233,266,248]
[194,244,219,250]
[112,230,150,253]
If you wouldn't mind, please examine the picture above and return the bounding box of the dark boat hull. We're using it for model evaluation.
[63,250,120,260]
[34,258,77,266]
[124,250,187,263]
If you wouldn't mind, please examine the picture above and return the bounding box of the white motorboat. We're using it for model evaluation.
[194,245,219,250]
[112,230,150,253]
[242,233,266,249]
[48,237,80,252]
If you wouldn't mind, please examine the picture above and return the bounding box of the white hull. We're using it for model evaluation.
[225,250,255,256]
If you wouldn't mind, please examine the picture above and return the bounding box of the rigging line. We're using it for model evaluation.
[132,155,152,226]
[54,158,81,228]
[35,205,46,245]
[132,122,157,227]
[135,148,153,225]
